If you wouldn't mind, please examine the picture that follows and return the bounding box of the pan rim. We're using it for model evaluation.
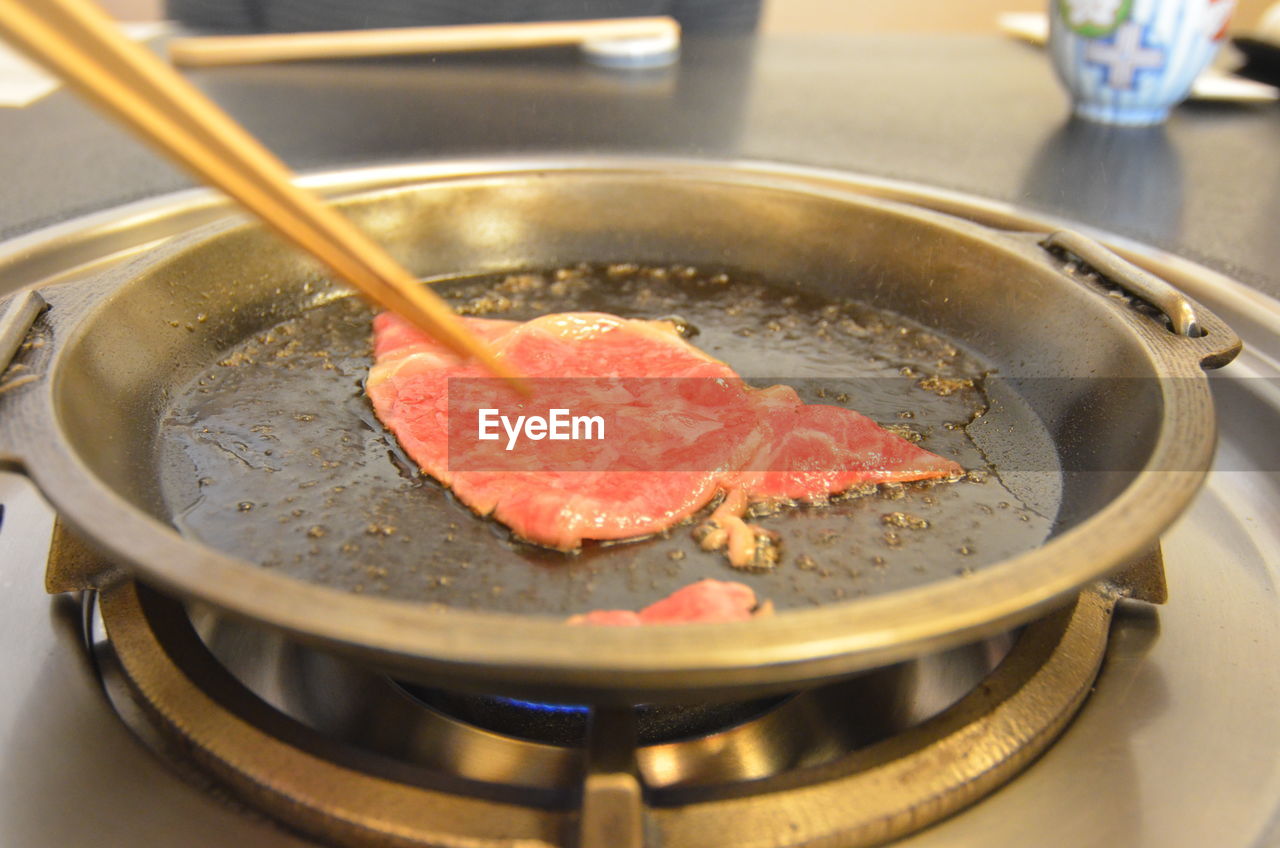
[1,156,1236,697]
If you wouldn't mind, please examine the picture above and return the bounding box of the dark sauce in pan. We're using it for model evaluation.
[156,264,1059,615]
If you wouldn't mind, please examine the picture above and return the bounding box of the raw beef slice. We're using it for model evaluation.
[567,579,765,625]
[365,311,962,561]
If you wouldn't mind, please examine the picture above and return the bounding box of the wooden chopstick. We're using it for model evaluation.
[0,0,526,390]
[169,17,680,67]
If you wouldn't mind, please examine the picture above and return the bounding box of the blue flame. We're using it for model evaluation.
[490,695,591,715]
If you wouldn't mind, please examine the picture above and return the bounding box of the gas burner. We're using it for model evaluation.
[81,554,1163,847]
[397,686,790,748]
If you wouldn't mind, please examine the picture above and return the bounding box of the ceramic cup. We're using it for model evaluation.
[1049,0,1235,124]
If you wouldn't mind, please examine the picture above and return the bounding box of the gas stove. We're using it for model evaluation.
[1,167,1278,848]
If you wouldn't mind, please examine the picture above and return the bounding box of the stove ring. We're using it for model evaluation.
[89,572,1129,848]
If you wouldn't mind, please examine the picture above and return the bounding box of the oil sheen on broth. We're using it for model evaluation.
[156,264,1059,615]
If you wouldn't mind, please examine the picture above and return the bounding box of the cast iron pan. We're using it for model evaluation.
[0,161,1240,702]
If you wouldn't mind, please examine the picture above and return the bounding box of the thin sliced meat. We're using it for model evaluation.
[367,312,735,549]
[567,579,763,625]
[366,311,962,557]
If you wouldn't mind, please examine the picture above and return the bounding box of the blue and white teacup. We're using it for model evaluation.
[1049,0,1235,125]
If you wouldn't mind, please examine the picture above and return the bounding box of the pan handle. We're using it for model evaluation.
[0,289,48,377]
[1038,230,1201,338]
[0,289,49,473]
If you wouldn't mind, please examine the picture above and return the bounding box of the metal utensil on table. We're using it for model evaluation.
[167,16,681,67]
[0,0,523,389]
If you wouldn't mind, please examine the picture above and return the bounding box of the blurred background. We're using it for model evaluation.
[94,0,1275,32]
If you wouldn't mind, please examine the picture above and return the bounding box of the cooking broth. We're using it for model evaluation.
[156,264,1059,614]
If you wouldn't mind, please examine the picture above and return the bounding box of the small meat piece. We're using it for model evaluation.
[567,579,762,625]
[695,488,780,570]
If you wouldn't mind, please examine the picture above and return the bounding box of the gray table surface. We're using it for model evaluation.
[1,32,1278,297]
[2,31,1279,848]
